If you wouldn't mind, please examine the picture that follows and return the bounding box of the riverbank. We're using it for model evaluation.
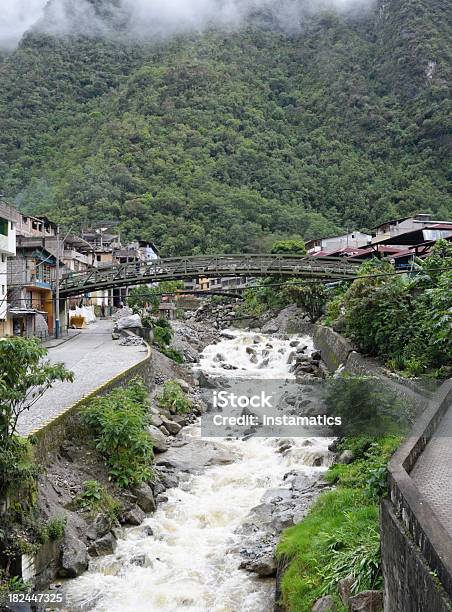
[32,307,334,611]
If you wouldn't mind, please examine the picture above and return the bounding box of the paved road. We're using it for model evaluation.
[17,320,147,436]
[411,400,452,537]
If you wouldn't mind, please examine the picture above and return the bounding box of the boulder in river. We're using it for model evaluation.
[59,534,88,578]
[88,532,117,557]
[148,425,170,452]
[121,505,146,526]
[132,483,156,513]
[239,554,276,577]
[156,440,236,474]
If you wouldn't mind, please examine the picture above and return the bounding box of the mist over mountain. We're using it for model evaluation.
[2,0,376,49]
[0,0,450,254]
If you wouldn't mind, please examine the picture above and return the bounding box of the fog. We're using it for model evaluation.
[0,0,376,49]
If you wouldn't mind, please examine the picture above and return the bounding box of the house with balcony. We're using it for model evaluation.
[0,201,17,337]
[7,236,62,337]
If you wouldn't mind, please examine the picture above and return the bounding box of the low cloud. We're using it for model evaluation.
[1,0,376,49]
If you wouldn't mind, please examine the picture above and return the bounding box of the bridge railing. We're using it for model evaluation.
[59,254,362,296]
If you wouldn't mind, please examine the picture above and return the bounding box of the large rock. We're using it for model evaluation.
[160,416,182,435]
[338,575,354,606]
[156,440,236,474]
[88,532,117,557]
[148,425,169,452]
[116,314,142,330]
[132,482,156,513]
[121,504,146,526]
[312,596,337,612]
[86,513,111,541]
[348,590,383,612]
[338,450,355,465]
[239,555,276,577]
[59,535,88,578]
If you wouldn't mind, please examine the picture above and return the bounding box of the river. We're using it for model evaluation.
[65,329,332,612]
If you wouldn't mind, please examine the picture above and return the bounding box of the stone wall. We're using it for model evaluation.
[380,500,451,612]
[384,381,452,610]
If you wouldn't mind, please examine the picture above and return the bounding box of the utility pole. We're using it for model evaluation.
[55,224,61,339]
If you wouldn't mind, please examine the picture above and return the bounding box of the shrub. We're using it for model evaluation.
[153,318,173,347]
[157,381,192,414]
[324,374,414,437]
[83,380,154,488]
[45,517,67,541]
[160,347,184,363]
[74,480,121,523]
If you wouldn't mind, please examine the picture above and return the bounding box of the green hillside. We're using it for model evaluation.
[0,0,450,255]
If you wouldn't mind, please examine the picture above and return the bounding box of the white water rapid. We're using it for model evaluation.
[65,330,332,612]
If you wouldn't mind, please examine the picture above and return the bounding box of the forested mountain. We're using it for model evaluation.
[0,0,450,255]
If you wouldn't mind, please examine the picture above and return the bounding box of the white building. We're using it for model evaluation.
[0,200,17,336]
[306,231,372,255]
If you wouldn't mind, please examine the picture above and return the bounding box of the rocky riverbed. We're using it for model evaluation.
[37,302,334,611]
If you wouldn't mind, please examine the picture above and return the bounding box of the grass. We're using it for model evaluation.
[276,435,400,611]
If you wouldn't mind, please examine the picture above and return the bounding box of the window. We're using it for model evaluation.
[0,218,8,236]
[97,255,101,262]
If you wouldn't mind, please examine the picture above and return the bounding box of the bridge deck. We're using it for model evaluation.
[59,254,361,297]
[411,400,452,537]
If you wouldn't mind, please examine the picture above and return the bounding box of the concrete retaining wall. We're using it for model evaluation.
[30,345,153,464]
[313,326,428,411]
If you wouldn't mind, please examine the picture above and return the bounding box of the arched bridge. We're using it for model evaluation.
[59,254,362,297]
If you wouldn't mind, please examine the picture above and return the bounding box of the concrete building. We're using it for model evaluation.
[306,231,372,255]
[7,236,62,337]
[371,214,452,246]
[0,201,17,337]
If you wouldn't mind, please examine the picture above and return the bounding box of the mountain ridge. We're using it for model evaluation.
[0,0,450,255]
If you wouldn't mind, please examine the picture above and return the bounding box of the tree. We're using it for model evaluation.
[284,280,328,322]
[271,239,307,256]
[127,286,160,312]
[127,281,185,313]
[0,338,73,445]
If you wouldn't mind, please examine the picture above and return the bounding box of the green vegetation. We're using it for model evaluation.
[151,318,184,363]
[239,238,328,321]
[324,375,415,437]
[38,516,67,542]
[0,337,73,444]
[0,339,73,594]
[0,1,450,253]
[73,480,121,523]
[277,435,399,611]
[83,378,154,487]
[128,281,185,313]
[157,381,192,414]
[329,241,452,377]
